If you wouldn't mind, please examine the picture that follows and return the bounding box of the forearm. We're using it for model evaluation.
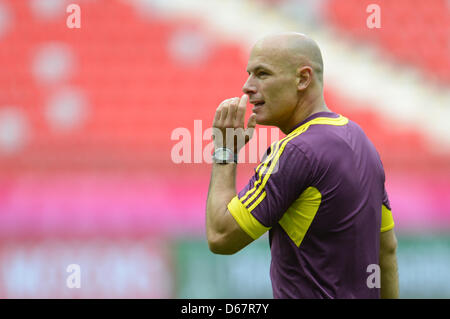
[206,163,237,237]
[380,252,399,298]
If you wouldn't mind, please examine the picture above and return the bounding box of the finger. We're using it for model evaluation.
[225,98,238,125]
[238,93,248,109]
[220,103,229,122]
[213,105,222,126]
[232,97,240,118]
[235,94,248,128]
[216,98,232,121]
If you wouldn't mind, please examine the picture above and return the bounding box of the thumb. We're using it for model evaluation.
[245,113,257,143]
[247,113,257,130]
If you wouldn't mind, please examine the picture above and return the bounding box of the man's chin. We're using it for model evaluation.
[254,115,272,126]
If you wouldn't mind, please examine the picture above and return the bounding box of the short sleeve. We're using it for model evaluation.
[228,141,311,240]
[380,183,395,232]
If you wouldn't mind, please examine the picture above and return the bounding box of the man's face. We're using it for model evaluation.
[242,44,299,127]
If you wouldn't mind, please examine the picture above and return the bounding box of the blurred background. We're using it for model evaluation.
[0,0,449,298]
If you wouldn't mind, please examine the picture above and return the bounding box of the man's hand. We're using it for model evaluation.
[206,94,257,254]
[212,94,257,154]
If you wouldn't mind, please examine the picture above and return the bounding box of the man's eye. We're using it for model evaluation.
[257,72,268,77]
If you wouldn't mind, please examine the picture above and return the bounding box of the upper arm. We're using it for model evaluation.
[380,228,398,256]
[208,206,255,255]
[233,142,311,228]
[210,142,311,254]
[212,142,310,254]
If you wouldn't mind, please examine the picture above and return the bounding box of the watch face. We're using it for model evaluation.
[214,148,232,161]
[215,148,228,161]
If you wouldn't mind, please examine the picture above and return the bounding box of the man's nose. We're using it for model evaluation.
[242,77,257,95]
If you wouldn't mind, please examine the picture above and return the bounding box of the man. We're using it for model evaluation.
[206,32,399,299]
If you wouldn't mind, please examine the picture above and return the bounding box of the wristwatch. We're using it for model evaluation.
[212,147,238,164]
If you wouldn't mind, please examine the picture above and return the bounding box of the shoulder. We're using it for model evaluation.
[263,136,313,180]
[268,133,311,163]
[283,125,326,162]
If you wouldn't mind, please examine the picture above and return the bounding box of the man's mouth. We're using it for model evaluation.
[252,102,265,113]
[252,101,265,109]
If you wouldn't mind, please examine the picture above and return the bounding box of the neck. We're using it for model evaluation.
[279,91,330,134]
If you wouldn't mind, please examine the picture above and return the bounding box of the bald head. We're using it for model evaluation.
[243,32,329,133]
[252,32,324,84]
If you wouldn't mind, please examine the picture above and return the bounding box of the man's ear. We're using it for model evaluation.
[296,66,313,90]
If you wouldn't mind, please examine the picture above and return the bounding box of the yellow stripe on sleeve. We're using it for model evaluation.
[248,191,267,213]
[227,196,271,240]
[240,142,278,202]
[242,115,348,210]
[242,126,309,207]
[381,204,395,232]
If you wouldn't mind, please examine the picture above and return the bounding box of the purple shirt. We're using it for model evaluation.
[228,111,394,298]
